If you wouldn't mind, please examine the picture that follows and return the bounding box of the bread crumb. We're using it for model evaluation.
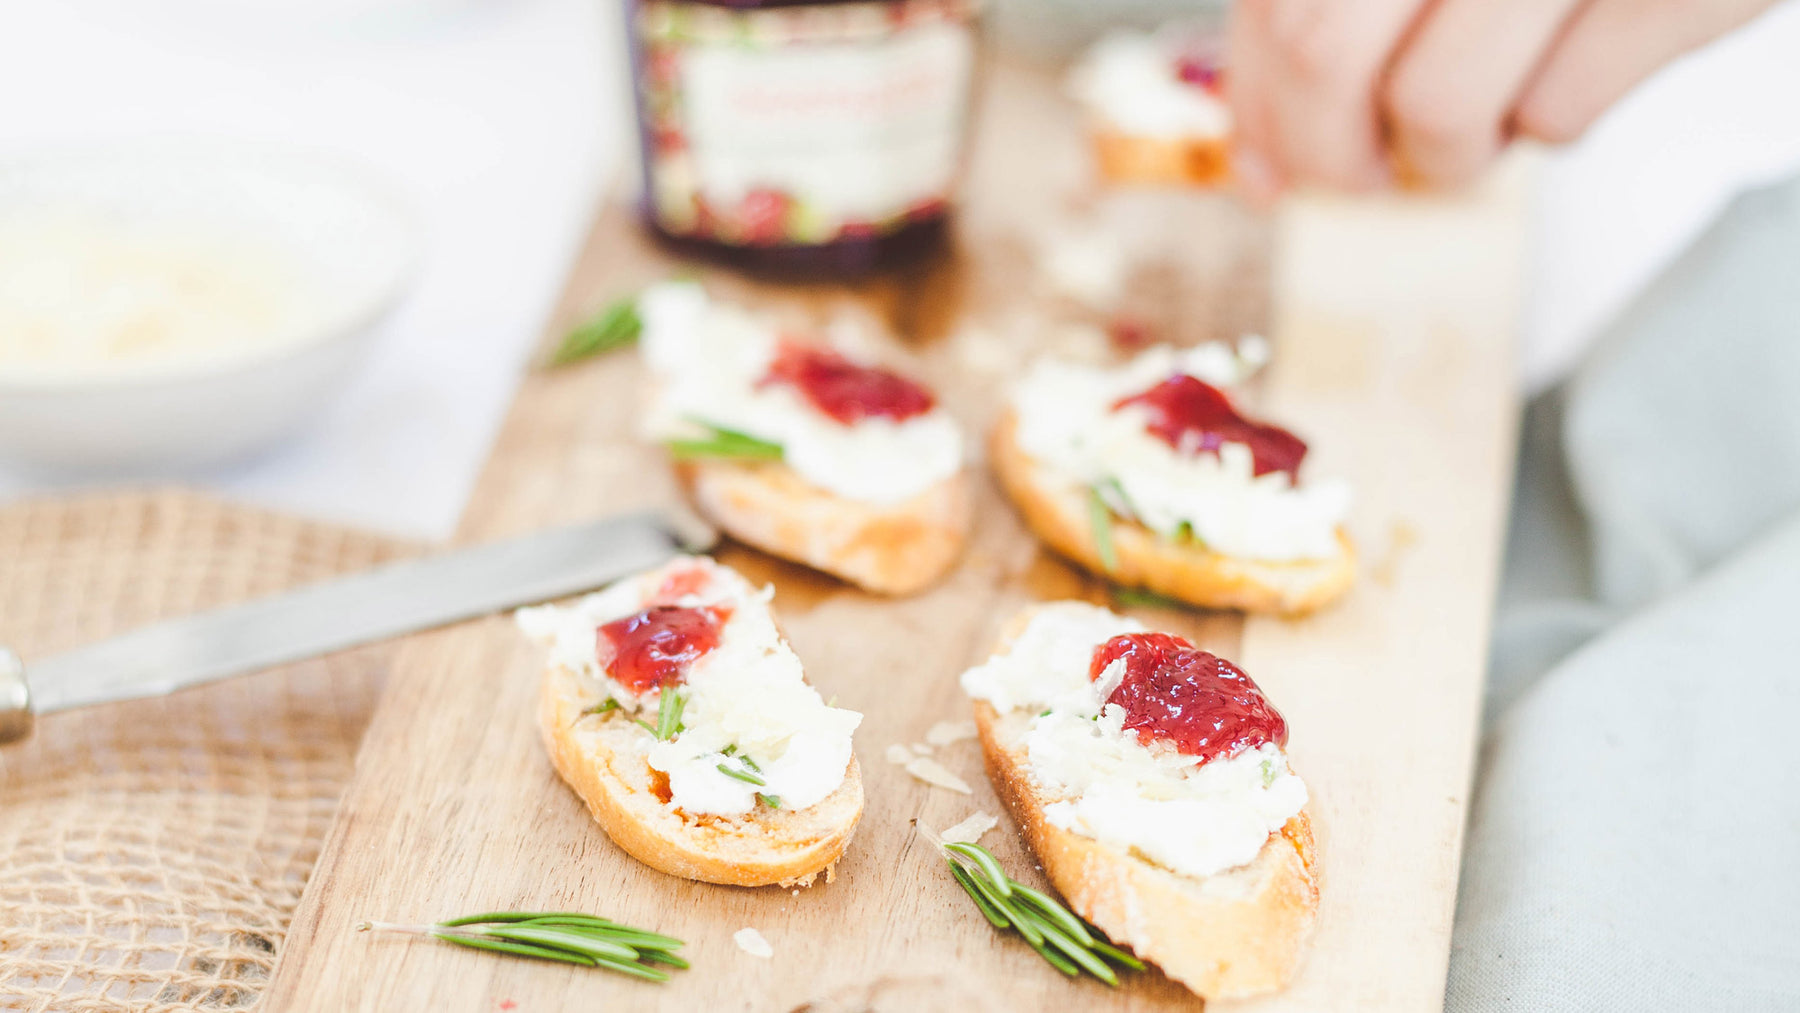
[925,720,978,747]
[884,744,913,765]
[734,927,773,959]
[940,811,998,844]
[904,756,972,794]
[910,742,932,755]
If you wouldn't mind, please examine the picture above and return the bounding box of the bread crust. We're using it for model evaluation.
[971,607,1319,999]
[989,410,1355,616]
[539,662,864,888]
[675,459,971,596]
[1091,128,1231,187]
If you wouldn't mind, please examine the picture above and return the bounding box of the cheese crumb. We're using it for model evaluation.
[904,757,973,794]
[884,744,914,765]
[940,811,998,844]
[925,719,978,747]
[733,927,773,959]
[910,742,932,755]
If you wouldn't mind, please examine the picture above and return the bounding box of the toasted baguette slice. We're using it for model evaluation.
[539,662,864,888]
[1091,128,1231,187]
[973,606,1319,999]
[675,458,971,596]
[990,410,1354,616]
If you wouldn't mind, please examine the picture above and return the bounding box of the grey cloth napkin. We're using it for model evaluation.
[1448,175,1800,1009]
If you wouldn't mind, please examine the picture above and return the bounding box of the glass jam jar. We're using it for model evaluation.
[626,0,981,277]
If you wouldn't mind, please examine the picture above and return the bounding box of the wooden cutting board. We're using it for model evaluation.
[263,59,1524,1011]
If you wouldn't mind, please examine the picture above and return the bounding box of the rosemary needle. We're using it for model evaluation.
[1087,486,1119,573]
[665,422,784,462]
[717,760,767,786]
[358,911,686,982]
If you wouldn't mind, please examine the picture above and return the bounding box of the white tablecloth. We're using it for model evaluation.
[1450,169,1800,1012]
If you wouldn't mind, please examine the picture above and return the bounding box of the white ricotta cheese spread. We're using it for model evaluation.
[1067,31,1230,140]
[637,282,963,506]
[1009,342,1350,562]
[515,557,861,818]
[960,601,1307,880]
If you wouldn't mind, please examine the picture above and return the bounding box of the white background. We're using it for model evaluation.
[1,0,1796,540]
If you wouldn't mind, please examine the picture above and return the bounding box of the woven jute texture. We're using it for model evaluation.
[0,490,413,1012]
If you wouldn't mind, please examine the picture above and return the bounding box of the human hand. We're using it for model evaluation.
[1225,0,1778,196]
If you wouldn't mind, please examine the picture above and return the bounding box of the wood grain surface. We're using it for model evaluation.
[262,60,1524,1012]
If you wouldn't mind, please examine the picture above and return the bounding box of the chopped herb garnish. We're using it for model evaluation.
[757,794,781,809]
[636,689,685,740]
[1087,486,1119,573]
[666,421,784,462]
[1109,587,1189,610]
[656,689,686,741]
[1096,476,1138,522]
[1260,757,1278,787]
[716,761,767,786]
[583,698,621,717]
[358,910,685,981]
[548,294,642,366]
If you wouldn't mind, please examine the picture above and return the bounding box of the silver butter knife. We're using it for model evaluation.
[0,508,716,744]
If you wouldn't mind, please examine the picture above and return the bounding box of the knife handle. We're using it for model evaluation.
[0,648,30,744]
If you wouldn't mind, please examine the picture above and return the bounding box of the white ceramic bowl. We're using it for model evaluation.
[0,141,419,474]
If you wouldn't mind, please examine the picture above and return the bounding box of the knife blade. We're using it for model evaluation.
[0,508,716,744]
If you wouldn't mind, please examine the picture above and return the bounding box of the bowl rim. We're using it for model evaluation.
[0,136,424,393]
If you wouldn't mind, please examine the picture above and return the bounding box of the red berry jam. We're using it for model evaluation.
[1114,374,1307,478]
[1173,54,1224,93]
[599,605,729,695]
[1088,632,1288,764]
[762,342,936,426]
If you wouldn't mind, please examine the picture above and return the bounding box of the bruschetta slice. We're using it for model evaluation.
[993,342,1354,615]
[636,282,971,596]
[1069,28,1234,187]
[961,601,1319,999]
[516,556,864,887]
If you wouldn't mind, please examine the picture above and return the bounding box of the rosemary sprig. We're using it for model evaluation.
[920,827,1144,986]
[1087,487,1119,573]
[634,689,687,740]
[548,294,642,366]
[358,911,686,981]
[666,421,784,462]
[583,698,621,717]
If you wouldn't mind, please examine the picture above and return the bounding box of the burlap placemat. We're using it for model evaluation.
[0,490,416,1013]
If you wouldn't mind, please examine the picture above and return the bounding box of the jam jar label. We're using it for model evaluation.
[636,0,978,246]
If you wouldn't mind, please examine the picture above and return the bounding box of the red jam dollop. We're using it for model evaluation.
[1173,54,1224,93]
[762,341,935,426]
[1088,632,1288,764]
[1113,374,1307,478]
[599,605,729,695]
